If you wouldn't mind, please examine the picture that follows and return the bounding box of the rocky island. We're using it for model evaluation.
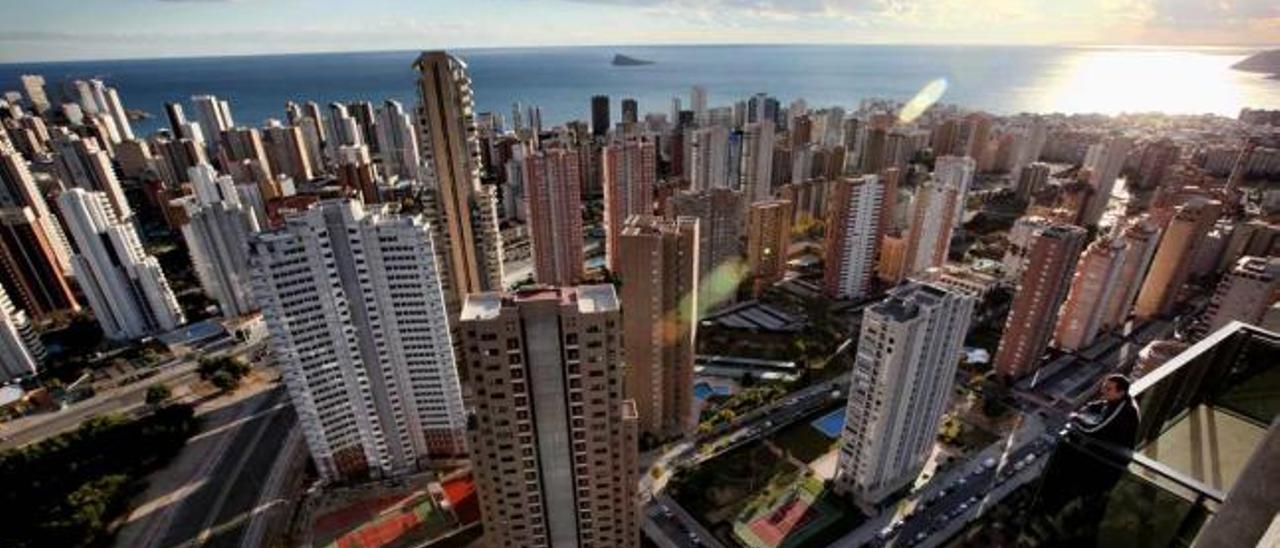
[1232,49,1280,79]
[612,54,654,66]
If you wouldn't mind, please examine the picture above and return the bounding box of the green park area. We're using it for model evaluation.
[0,404,199,548]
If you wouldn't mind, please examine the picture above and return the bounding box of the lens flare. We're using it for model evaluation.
[898,78,948,124]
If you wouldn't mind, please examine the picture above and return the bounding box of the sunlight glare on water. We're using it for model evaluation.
[1038,48,1268,115]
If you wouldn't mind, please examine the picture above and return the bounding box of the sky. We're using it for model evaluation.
[0,0,1277,63]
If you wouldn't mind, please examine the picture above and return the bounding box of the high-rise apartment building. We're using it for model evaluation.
[174,165,261,317]
[741,121,776,203]
[746,199,793,297]
[1053,235,1127,350]
[904,180,960,276]
[934,155,975,230]
[621,98,638,125]
[1080,135,1133,226]
[591,95,610,137]
[1,144,71,272]
[250,200,467,482]
[525,148,584,285]
[994,223,1086,379]
[666,188,744,304]
[619,215,699,440]
[689,126,729,192]
[19,75,50,115]
[413,51,505,316]
[261,121,314,183]
[57,188,184,340]
[0,282,45,383]
[1134,199,1222,319]
[0,207,78,319]
[602,138,656,272]
[1100,217,1161,329]
[1015,162,1051,201]
[375,99,421,182]
[191,94,234,153]
[823,175,885,300]
[834,282,974,505]
[1203,256,1280,333]
[690,86,707,123]
[459,286,639,548]
[50,133,133,221]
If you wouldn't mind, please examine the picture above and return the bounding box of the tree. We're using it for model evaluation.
[210,370,240,393]
[145,384,171,406]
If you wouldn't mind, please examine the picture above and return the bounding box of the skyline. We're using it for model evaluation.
[0,0,1277,63]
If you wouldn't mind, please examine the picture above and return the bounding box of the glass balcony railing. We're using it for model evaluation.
[947,322,1278,548]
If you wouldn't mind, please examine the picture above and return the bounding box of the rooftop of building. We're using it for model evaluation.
[460,284,619,321]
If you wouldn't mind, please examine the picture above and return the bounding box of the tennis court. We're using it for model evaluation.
[810,409,845,438]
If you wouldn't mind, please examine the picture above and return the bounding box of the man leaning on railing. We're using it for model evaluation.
[1030,374,1142,544]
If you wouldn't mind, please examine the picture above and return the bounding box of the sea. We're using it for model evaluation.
[1,44,1278,135]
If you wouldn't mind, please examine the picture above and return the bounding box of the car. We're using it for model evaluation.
[982,457,998,469]
[660,504,674,518]
[956,477,968,486]
[971,467,985,477]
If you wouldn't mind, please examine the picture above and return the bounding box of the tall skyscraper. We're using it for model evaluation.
[591,95,610,137]
[689,126,729,191]
[903,180,960,276]
[602,137,656,272]
[57,188,184,340]
[994,223,1086,379]
[933,155,975,231]
[174,165,261,318]
[740,121,776,203]
[1080,135,1133,226]
[1134,199,1222,319]
[1203,256,1280,333]
[823,175,885,300]
[746,199,793,297]
[250,200,467,482]
[834,282,974,505]
[0,207,78,319]
[375,99,421,182]
[1,144,71,271]
[50,133,133,221]
[690,85,708,123]
[413,51,505,316]
[619,215,699,440]
[1053,235,1128,350]
[621,98,638,125]
[1015,162,1051,201]
[190,94,234,152]
[0,282,45,383]
[666,188,744,303]
[459,286,639,548]
[19,75,50,115]
[1100,217,1162,329]
[261,121,314,183]
[525,148,584,285]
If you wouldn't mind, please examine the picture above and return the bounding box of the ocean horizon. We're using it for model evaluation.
[2,44,1277,135]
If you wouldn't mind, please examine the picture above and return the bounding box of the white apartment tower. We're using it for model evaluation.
[835,281,974,505]
[57,188,184,340]
[249,200,467,482]
[0,282,45,383]
[375,99,422,182]
[175,164,261,318]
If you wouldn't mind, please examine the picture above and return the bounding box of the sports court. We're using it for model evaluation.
[733,477,842,548]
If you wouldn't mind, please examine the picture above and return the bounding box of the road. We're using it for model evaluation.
[834,414,1056,548]
[0,361,199,449]
[111,384,298,548]
[0,341,263,450]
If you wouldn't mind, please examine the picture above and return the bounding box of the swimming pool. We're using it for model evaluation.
[810,408,845,438]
